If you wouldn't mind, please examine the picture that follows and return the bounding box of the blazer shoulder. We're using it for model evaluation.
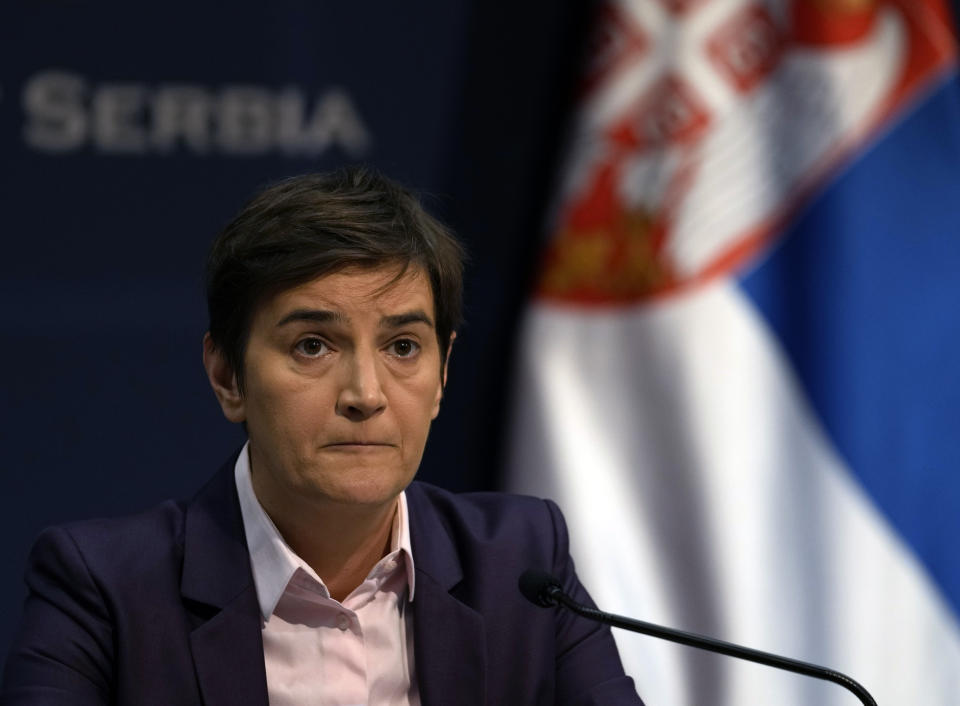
[406,481,570,566]
[408,480,562,526]
[28,498,189,600]
[34,452,240,589]
[55,496,187,548]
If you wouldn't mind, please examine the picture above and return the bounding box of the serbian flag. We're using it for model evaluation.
[507,1,960,703]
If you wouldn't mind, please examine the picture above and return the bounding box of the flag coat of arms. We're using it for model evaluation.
[508,1,960,703]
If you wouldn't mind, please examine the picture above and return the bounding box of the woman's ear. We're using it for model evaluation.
[432,332,456,419]
[202,332,246,423]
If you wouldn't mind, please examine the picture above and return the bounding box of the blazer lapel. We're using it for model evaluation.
[181,459,270,706]
[177,468,490,706]
[407,484,487,706]
[188,585,267,706]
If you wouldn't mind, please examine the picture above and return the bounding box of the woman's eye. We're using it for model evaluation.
[389,339,419,358]
[295,338,329,357]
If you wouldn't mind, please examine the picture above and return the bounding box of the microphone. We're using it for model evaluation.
[519,569,877,706]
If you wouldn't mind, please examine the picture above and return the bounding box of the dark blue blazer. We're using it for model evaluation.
[1,457,642,705]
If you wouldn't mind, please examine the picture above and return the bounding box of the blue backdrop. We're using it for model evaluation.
[0,0,592,660]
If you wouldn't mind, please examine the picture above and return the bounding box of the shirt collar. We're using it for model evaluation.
[234,441,416,621]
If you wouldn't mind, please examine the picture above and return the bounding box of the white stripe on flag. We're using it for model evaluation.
[508,280,960,705]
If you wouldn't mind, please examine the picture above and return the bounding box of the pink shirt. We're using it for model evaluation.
[235,444,420,705]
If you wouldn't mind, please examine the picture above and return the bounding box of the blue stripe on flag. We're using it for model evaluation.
[739,72,960,615]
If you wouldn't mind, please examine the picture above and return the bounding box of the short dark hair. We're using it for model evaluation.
[206,166,465,392]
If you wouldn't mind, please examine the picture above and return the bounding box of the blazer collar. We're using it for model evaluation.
[406,482,487,706]
[181,453,269,706]
[178,462,487,706]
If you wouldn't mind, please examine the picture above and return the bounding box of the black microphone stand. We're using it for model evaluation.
[533,573,878,706]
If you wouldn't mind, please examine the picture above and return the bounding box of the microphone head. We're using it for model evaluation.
[518,569,562,607]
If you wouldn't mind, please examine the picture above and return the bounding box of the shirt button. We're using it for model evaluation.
[337,614,350,631]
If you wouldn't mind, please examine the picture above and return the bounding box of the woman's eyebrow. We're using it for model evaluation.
[275,309,346,327]
[380,310,434,329]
